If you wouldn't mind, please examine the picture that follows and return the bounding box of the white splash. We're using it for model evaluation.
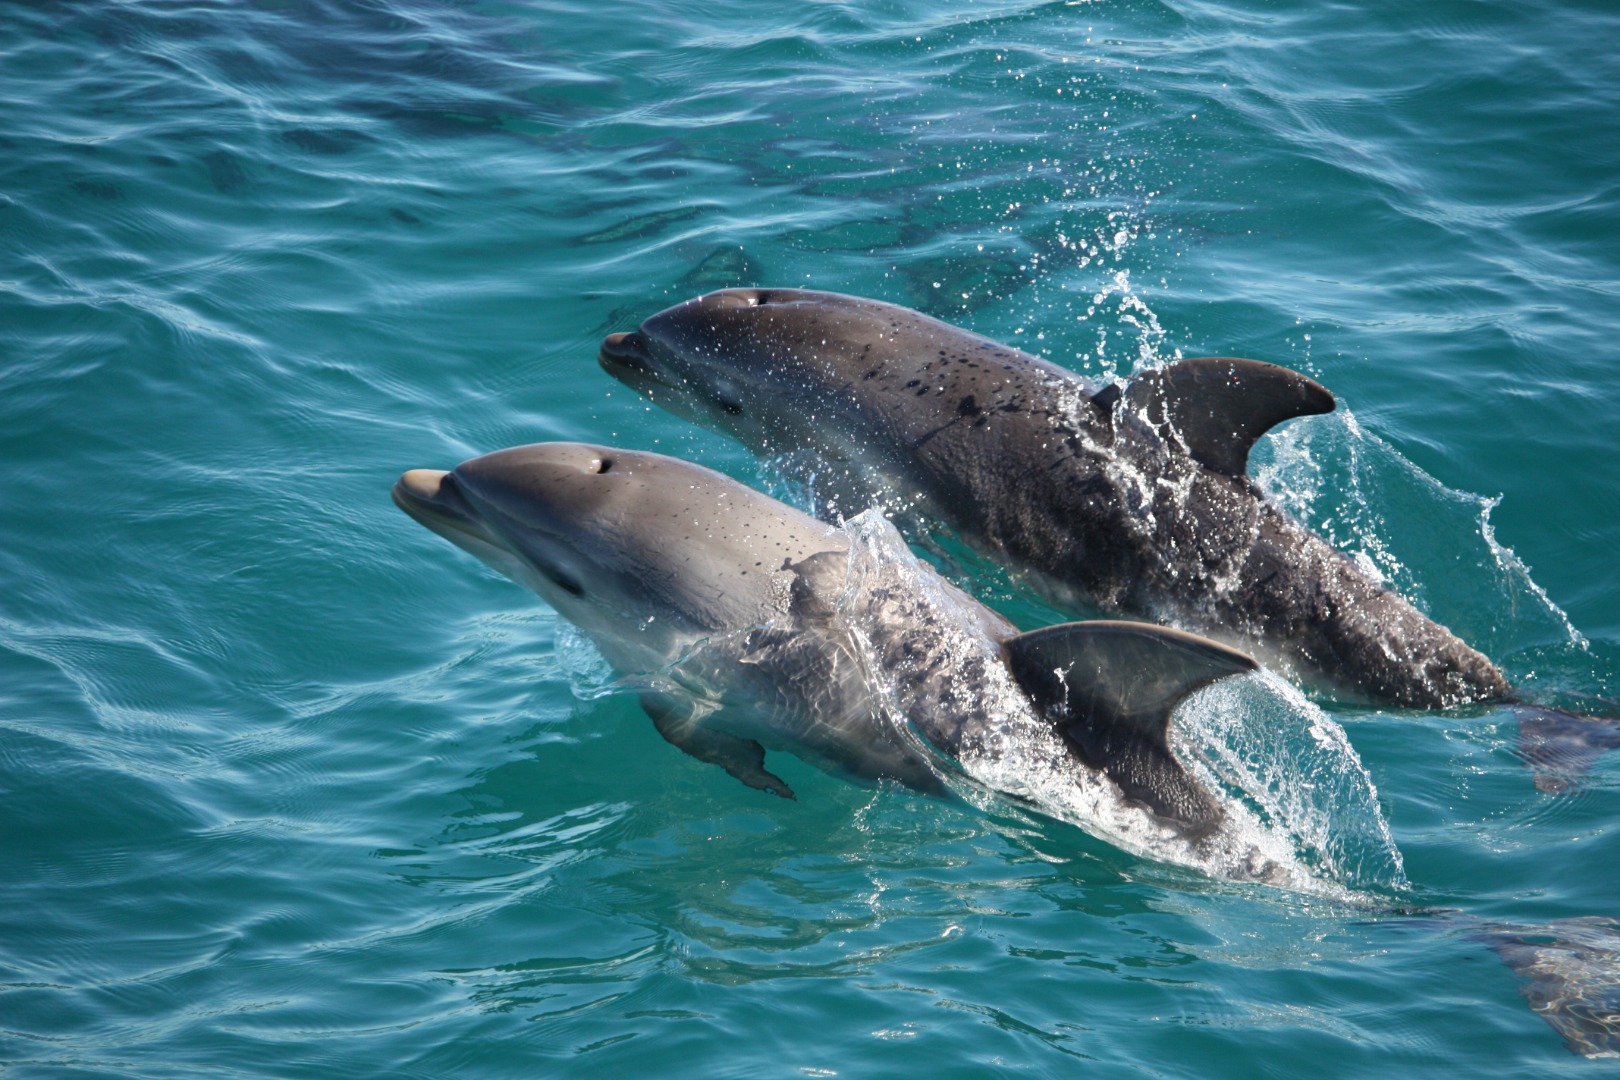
[554,621,617,700]
[832,509,1404,899]
[1254,406,1582,656]
[1176,670,1407,893]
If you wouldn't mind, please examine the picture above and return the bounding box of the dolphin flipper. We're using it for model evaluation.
[640,692,796,800]
[1121,357,1336,477]
[1003,621,1257,834]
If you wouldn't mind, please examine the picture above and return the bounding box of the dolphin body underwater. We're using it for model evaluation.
[392,442,1308,878]
[600,288,1514,711]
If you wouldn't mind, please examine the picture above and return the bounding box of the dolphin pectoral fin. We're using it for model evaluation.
[639,693,796,800]
[1122,357,1336,477]
[1003,621,1258,833]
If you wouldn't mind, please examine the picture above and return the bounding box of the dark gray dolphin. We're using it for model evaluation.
[394,442,1276,870]
[600,288,1512,709]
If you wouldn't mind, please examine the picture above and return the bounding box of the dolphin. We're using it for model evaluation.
[393,442,1271,868]
[599,287,1512,710]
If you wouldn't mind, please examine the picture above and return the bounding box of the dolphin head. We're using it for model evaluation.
[393,442,843,669]
[600,288,939,454]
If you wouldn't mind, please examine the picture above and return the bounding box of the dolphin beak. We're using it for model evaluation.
[392,468,482,537]
[396,468,450,502]
[393,468,451,511]
[598,331,662,386]
[393,465,553,588]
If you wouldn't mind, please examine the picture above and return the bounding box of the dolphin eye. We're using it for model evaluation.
[545,567,585,598]
[720,399,744,417]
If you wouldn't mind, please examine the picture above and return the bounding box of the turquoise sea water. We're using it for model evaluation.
[4,0,1619,1074]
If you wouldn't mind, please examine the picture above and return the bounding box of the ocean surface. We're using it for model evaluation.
[4,0,1619,1074]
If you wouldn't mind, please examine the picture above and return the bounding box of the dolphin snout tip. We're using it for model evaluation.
[392,468,454,516]
[599,330,643,361]
[396,468,450,500]
[599,330,658,382]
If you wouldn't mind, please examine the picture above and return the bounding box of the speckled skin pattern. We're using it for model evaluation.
[601,288,1510,709]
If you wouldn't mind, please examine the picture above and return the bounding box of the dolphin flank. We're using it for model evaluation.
[393,442,1268,868]
[600,287,1512,709]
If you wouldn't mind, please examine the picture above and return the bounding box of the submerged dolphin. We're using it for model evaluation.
[1481,916,1620,1058]
[393,442,1269,867]
[599,288,1512,709]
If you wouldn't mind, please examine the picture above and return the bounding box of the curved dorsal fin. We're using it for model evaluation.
[1121,357,1335,477]
[1003,620,1257,834]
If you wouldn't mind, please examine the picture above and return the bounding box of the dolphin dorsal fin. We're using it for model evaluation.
[1003,621,1257,833]
[1121,357,1335,477]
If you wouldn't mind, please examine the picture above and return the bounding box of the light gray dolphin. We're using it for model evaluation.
[392,442,1265,860]
[599,288,1512,710]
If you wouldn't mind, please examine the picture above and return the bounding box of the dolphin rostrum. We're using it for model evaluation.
[393,442,1272,871]
[599,288,1512,709]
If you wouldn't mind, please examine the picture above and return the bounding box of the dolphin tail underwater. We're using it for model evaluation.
[392,442,1266,853]
[1512,702,1620,794]
[1477,916,1620,1058]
